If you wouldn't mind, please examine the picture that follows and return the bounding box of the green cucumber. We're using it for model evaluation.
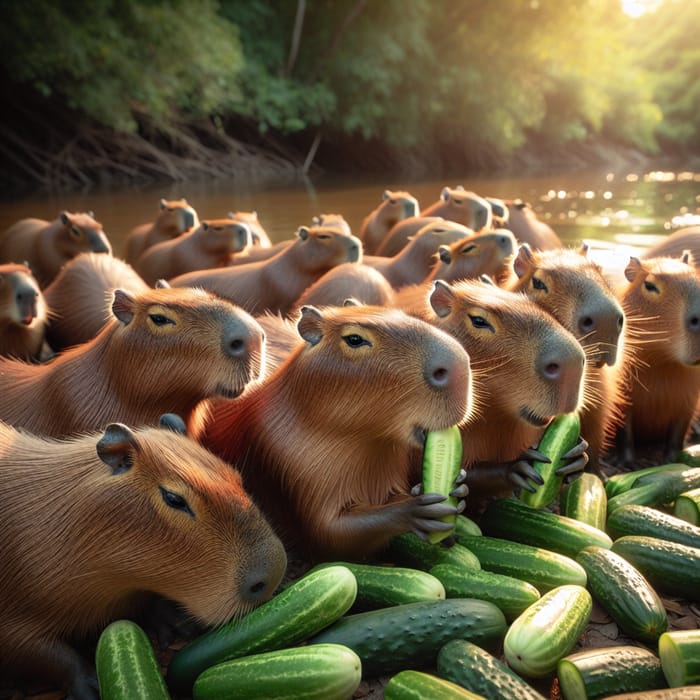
[607,504,700,548]
[557,646,667,700]
[386,532,481,571]
[384,670,486,699]
[422,426,463,543]
[519,412,581,508]
[307,598,507,679]
[479,497,612,558]
[455,534,587,593]
[95,620,170,700]
[605,464,689,499]
[503,584,592,678]
[678,443,700,467]
[454,513,482,537]
[602,689,700,699]
[192,644,361,700]
[607,467,700,514]
[436,639,547,700]
[576,545,667,644]
[311,561,445,610]
[611,535,700,602]
[560,472,608,531]
[166,564,357,695]
[674,487,700,525]
[659,629,700,687]
[429,563,540,622]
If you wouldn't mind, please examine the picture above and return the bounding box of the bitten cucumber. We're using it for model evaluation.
[386,532,481,572]
[191,644,362,700]
[658,629,700,687]
[560,472,608,531]
[606,504,700,548]
[519,412,581,509]
[673,487,700,525]
[95,619,170,700]
[384,670,486,699]
[503,584,592,678]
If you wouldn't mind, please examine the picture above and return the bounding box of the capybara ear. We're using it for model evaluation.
[297,305,324,345]
[429,280,456,318]
[579,241,590,257]
[297,226,310,241]
[479,274,496,286]
[201,222,210,231]
[438,245,452,265]
[382,190,391,201]
[624,256,644,283]
[159,413,187,435]
[440,187,451,202]
[681,249,694,266]
[159,198,168,210]
[59,211,70,226]
[513,243,535,279]
[154,278,170,289]
[96,423,138,474]
[112,289,136,324]
[343,297,361,307]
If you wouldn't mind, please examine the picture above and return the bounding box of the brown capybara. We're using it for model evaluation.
[642,225,700,262]
[420,186,493,233]
[485,196,510,227]
[193,304,474,561]
[0,416,286,699]
[397,279,586,497]
[616,252,700,465]
[133,219,252,285]
[124,198,198,264]
[170,225,362,316]
[503,199,562,250]
[505,243,627,473]
[364,219,474,290]
[228,210,273,247]
[0,211,112,288]
[358,190,419,254]
[375,216,443,257]
[0,263,52,361]
[43,252,149,351]
[0,286,265,437]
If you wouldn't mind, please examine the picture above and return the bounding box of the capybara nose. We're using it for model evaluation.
[538,340,585,413]
[222,316,264,360]
[87,230,111,254]
[239,539,287,606]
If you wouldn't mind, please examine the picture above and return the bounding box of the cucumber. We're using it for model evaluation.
[436,639,547,700]
[384,669,487,699]
[519,412,581,508]
[311,561,445,610]
[307,598,507,679]
[95,620,170,700]
[658,629,700,687]
[678,443,700,467]
[429,563,540,622]
[601,689,700,699]
[607,467,700,514]
[575,545,667,644]
[557,646,667,700]
[386,532,481,571]
[604,463,689,499]
[607,504,700,548]
[454,513,482,537]
[421,425,463,543]
[455,534,587,593]
[192,643,362,700]
[503,584,592,678]
[560,472,608,531]
[479,497,612,559]
[674,487,700,525]
[166,564,357,695]
[611,535,700,601]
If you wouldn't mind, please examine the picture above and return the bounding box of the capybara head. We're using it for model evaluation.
[311,213,353,236]
[57,210,112,258]
[228,210,272,247]
[510,243,625,367]
[375,190,419,228]
[158,197,198,235]
[200,219,252,255]
[0,263,44,328]
[485,197,510,227]
[436,229,517,284]
[295,225,363,268]
[428,279,585,426]
[422,186,493,232]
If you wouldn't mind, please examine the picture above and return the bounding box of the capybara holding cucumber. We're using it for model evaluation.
[358,189,419,254]
[0,285,265,437]
[193,303,473,561]
[0,416,286,699]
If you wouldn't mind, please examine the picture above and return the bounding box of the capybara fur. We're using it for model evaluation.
[616,252,700,465]
[0,263,52,361]
[311,212,353,236]
[124,198,198,264]
[376,216,445,257]
[228,210,273,247]
[0,286,265,437]
[420,186,493,233]
[0,417,286,698]
[43,252,149,351]
[193,304,473,561]
[134,219,252,285]
[170,225,362,316]
[0,211,112,288]
[642,225,700,263]
[505,244,627,473]
[503,199,562,250]
[358,190,419,254]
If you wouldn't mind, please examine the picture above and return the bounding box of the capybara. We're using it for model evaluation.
[503,199,562,250]
[642,225,700,262]
[505,243,627,473]
[0,286,265,437]
[0,263,52,361]
[228,210,273,247]
[616,252,700,465]
[133,219,252,285]
[358,190,419,254]
[397,279,587,496]
[364,219,474,289]
[170,225,362,316]
[420,186,493,233]
[375,216,443,257]
[0,211,112,288]
[124,198,198,263]
[485,196,510,227]
[0,416,286,699]
[193,303,474,561]
[311,212,353,236]
[43,252,149,351]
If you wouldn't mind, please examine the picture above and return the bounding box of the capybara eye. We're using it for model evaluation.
[342,333,370,348]
[316,234,331,240]
[159,486,194,517]
[532,277,548,292]
[70,227,82,238]
[468,314,494,333]
[149,313,175,326]
[644,280,660,294]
